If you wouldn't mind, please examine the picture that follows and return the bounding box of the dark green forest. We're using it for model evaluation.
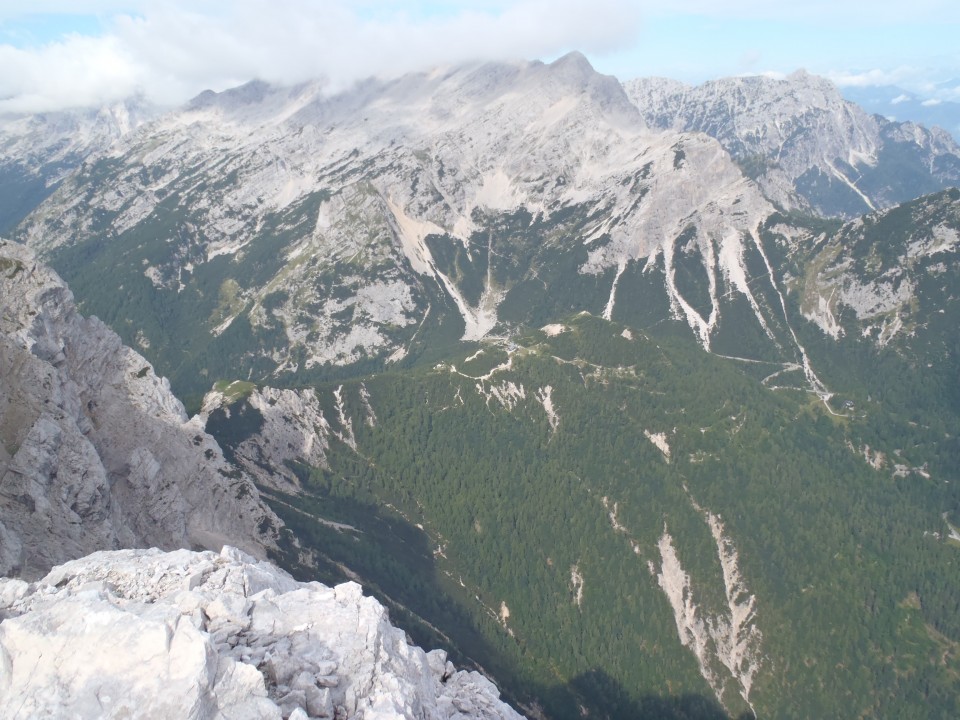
[211,312,960,719]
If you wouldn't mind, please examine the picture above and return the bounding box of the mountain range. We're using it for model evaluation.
[2,52,960,719]
[626,71,960,218]
[841,84,960,143]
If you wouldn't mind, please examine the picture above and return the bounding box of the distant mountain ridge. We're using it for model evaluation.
[9,56,958,407]
[11,53,794,397]
[841,84,960,141]
[625,70,960,218]
[0,98,157,234]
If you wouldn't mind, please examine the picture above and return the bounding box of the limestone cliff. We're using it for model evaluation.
[0,239,279,577]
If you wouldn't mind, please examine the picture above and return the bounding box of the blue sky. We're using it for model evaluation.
[598,13,958,86]
[0,1,958,113]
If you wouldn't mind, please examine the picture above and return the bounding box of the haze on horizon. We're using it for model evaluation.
[0,0,957,115]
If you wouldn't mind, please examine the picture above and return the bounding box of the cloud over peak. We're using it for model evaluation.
[0,0,642,113]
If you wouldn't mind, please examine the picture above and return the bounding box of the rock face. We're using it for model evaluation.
[0,99,154,173]
[0,239,279,578]
[0,545,521,720]
[0,98,157,233]
[201,385,335,491]
[796,188,960,351]
[625,71,960,218]
[200,380,386,492]
[13,53,779,392]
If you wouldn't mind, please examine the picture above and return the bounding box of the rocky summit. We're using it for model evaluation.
[0,545,520,719]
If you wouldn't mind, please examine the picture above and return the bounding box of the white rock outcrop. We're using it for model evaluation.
[0,240,279,578]
[0,545,521,720]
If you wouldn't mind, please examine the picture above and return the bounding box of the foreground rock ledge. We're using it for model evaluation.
[0,546,521,720]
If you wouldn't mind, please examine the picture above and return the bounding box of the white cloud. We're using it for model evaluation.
[828,67,918,88]
[0,34,141,113]
[827,66,960,106]
[0,0,643,113]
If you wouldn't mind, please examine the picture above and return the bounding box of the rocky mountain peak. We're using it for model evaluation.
[735,70,842,111]
[785,67,836,89]
[541,51,638,122]
[545,49,596,83]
